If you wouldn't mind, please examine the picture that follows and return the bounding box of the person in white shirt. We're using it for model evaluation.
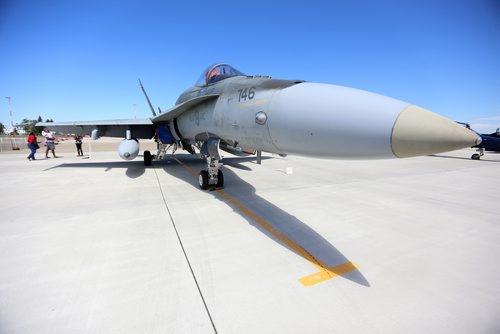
[42,129,58,158]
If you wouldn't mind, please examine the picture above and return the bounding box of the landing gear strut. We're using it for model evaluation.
[144,142,174,166]
[471,147,484,160]
[198,138,224,190]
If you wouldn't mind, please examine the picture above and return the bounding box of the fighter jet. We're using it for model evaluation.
[37,63,481,189]
[457,122,500,159]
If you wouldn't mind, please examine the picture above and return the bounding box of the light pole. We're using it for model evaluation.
[4,97,19,149]
[5,96,13,127]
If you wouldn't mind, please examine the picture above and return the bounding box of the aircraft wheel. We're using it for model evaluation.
[471,153,480,160]
[144,150,152,166]
[216,170,224,188]
[199,170,209,190]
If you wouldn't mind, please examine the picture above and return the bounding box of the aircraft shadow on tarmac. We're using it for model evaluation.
[46,154,370,287]
[43,155,265,177]
[160,155,370,287]
[43,160,148,179]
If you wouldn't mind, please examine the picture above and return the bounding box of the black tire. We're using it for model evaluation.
[216,169,224,188]
[144,150,152,166]
[471,153,480,160]
[199,170,209,190]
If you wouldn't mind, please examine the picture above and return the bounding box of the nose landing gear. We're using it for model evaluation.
[471,148,484,160]
[198,138,224,190]
[198,158,224,190]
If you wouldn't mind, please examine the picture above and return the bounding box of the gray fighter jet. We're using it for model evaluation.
[37,63,481,189]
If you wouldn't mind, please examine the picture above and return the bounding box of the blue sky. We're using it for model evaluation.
[1,0,499,132]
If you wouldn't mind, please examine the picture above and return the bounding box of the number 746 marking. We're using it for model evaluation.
[238,87,256,102]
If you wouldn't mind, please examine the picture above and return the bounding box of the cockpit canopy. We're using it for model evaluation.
[195,63,246,86]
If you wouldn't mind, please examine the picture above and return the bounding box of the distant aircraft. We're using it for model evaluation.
[38,63,480,189]
[457,122,500,159]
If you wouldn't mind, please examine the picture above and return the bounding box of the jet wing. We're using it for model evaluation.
[36,94,219,138]
[152,94,219,123]
[36,118,155,139]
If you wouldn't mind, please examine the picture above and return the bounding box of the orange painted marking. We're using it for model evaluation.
[299,262,360,287]
[172,158,360,286]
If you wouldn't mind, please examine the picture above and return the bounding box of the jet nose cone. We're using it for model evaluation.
[391,106,481,158]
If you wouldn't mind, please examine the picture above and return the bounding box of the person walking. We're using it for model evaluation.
[42,128,58,158]
[75,134,83,156]
[27,132,38,160]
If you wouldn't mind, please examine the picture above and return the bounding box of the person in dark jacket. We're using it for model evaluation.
[27,132,38,160]
[75,134,83,156]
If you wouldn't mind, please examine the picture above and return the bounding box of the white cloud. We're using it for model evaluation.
[470,123,499,133]
[468,114,500,133]
[477,116,500,121]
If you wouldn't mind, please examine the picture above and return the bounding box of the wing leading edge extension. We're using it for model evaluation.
[151,94,220,123]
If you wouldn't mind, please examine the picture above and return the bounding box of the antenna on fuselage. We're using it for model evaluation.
[139,79,157,117]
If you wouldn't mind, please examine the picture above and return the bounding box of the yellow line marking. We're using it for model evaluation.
[299,262,360,287]
[173,157,199,177]
[172,157,360,286]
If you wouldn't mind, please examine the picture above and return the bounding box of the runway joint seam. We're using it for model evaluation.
[153,166,218,334]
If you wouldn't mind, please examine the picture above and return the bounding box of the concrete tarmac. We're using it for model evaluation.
[1,140,499,333]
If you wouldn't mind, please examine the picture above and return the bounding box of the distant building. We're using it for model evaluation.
[6,126,26,135]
